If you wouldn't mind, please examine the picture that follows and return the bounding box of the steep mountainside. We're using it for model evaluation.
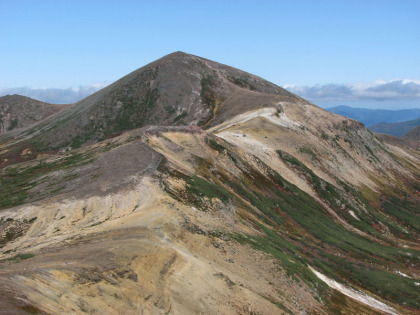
[370,118,420,137]
[0,51,300,164]
[0,53,419,314]
[0,95,69,133]
[403,125,420,141]
[327,105,420,127]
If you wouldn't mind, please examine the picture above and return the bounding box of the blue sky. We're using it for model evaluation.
[1,0,419,108]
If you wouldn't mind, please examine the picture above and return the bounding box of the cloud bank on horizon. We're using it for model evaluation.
[283,79,420,108]
[0,79,419,109]
[0,83,109,104]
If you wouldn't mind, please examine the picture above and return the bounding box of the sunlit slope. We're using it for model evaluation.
[0,52,419,314]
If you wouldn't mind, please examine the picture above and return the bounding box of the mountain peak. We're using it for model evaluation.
[0,53,419,314]
[8,52,302,151]
[166,50,190,56]
[154,50,192,62]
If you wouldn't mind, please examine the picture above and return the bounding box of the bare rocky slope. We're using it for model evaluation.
[0,52,419,314]
[0,51,300,163]
[0,95,69,133]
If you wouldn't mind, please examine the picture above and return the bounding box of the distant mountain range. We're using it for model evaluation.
[326,105,420,127]
[369,117,420,137]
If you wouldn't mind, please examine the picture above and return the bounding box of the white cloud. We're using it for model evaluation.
[283,79,420,102]
[0,83,109,104]
[1,79,419,107]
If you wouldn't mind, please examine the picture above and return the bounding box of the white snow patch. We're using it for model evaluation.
[309,266,398,315]
[209,107,301,133]
[396,271,410,278]
[348,210,360,221]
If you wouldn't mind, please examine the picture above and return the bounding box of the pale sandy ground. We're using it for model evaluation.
[0,176,323,314]
[1,103,418,314]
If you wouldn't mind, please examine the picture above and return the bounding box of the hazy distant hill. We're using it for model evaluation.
[326,105,420,127]
[369,117,420,137]
[402,124,420,140]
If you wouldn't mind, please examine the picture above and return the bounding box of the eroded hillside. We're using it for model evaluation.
[0,53,419,314]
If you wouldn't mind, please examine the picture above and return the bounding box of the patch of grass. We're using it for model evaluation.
[321,132,329,140]
[173,111,187,123]
[106,87,160,136]
[259,294,294,314]
[276,150,303,167]
[16,253,35,260]
[49,185,66,194]
[227,76,257,91]
[228,181,284,226]
[164,105,176,115]
[63,172,79,180]
[207,138,226,152]
[277,150,409,239]
[162,144,419,308]
[230,151,420,307]
[45,68,161,149]
[298,146,318,161]
[185,175,231,206]
[317,252,419,308]
[363,144,380,163]
[382,195,420,231]
[1,253,35,262]
[339,180,417,239]
[233,227,326,292]
[20,305,43,314]
[0,152,93,209]
[201,75,217,108]
[162,167,233,211]
[7,117,18,131]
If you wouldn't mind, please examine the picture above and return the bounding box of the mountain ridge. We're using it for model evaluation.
[0,52,419,314]
[0,51,308,167]
[327,105,420,127]
[370,117,420,137]
[1,52,301,146]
